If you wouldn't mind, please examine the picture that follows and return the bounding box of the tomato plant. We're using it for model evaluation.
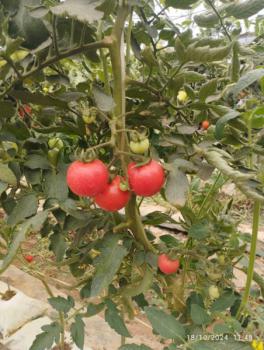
[0,0,263,349]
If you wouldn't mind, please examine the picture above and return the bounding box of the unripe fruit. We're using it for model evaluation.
[208,285,220,300]
[177,90,188,102]
[158,254,180,275]
[129,138,150,154]
[217,255,225,266]
[48,137,64,150]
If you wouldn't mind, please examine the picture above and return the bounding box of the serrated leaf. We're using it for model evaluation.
[93,85,115,112]
[145,307,185,340]
[0,211,48,274]
[166,0,199,9]
[0,164,17,185]
[24,154,51,169]
[165,169,189,208]
[50,233,67,262]
[189,220,211,240]
[225,0,264,19]
[44,170,68,201]
[86,302,105,317]
[7,193,38,226]
[186,43,231,63]
[48,296,75,314]
[71,315,85,350]
[105,300,131,337]
[181,71,205,83]
[30,322,60,350]
[211,291,236,312]
[51,0,104,23]
[90,235,128,296]
[229,69,264,96]
[96,0,116,17]
[215,111,240,140]
[199,79,217,102]
[190,304,211,325]
[121,266,153,297]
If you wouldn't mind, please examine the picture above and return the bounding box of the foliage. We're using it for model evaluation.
[0,0,263,349]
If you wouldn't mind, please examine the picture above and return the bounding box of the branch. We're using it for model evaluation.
[206,0,232,42]
[0,38,113,98]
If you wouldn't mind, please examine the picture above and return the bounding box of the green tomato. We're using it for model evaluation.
[208,272,222,281]
[217,255,226,266]
[82,114,96,125]
[208,285,220,300]
[48,137,64,150]
[130,138,150,154]
[48,148,60,167]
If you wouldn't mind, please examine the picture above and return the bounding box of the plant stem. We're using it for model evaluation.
[126,9,133,75]
[197,172,222,219]
[236,201,261,318]
[126,195,156,252]
[98,21,111,94]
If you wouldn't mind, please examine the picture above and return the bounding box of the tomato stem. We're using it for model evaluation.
[236,200,261,318]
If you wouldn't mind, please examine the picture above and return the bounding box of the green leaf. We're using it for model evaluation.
[0,101,16,118]
[90,235,128,296]
[0,182,8,196]
[231,42,240,82]
[96,0,117,17]
[48,296,75,314]
[93,85,115,112]
[70,315,85,350]
[225,0,264,19]
[229,69,264,96]
[181,71,205,83]
[51,0,104,24]
[145,307,185,340]
[49,233,67,262]
[119,345,152,350]
[251,107,264,128]
[7,193,38,226]
[166,0,199,9]
[24,154,51,170]
[165,169,189,208]
[29,322,60,350]
[0,211,48,274]
[121,266,153,297]
[194,12,219,28]
[190,304,212,325]
[105,300,131,337]
[44,170,69,201]
[86,303,105,317]
[199,79,217,102]
[190,340,253,350]
[0,164,17,185]
[186,43,231,63]
[211,291,236,312]
[215,111,240,140]
[188,220,211,240]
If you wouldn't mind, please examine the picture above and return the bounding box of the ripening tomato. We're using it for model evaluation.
[201,120,210,130]
[66,160,109,197]
[18,105,32,118]
[130,138,150,154]
[94,176,130,212]
[128,160,165,197]
[25,255,34,263]
[158,254,180,275]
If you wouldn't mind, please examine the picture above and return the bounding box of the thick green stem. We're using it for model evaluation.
[126,9,133,75]
[98,21,111,94]
[126,195,156,252]
[236,201,261,318]
[110,2,154,253]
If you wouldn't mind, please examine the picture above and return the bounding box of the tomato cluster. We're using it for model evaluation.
[66,159,165,212]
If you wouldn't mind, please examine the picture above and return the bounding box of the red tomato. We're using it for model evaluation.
[66,160,109,197]
[18,105,32,118]
[94,176,131,212]
[202,120,210,130]
[128,160,165,197]
[158,254,180,275]
[25,255,34,263]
